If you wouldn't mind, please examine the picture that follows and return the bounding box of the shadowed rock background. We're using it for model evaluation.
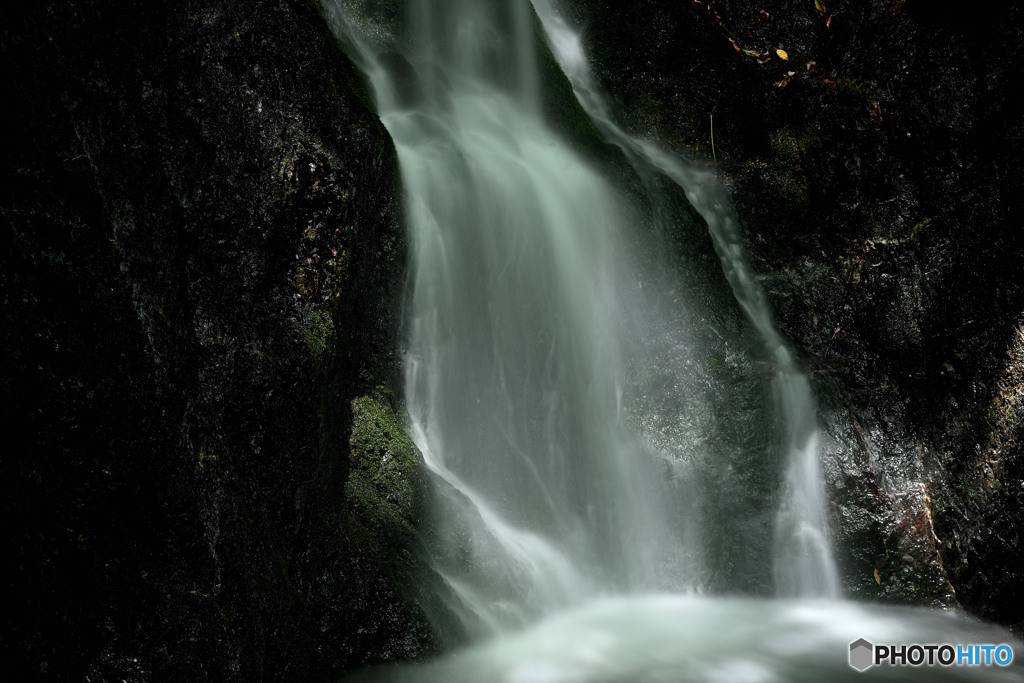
[2,0,436,679]
[1,0,1021,680]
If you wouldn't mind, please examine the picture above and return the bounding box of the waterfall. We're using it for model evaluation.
[322,2,1024,680]
[530,0,839,599]
[325,0,703,634]
[326,0,838,623]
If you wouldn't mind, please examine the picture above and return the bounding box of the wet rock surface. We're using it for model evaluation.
[566,0,1023,628]
[2,0,433,679]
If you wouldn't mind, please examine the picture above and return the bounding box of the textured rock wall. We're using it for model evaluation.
[565,0,1023,629]
[1,0,433,679]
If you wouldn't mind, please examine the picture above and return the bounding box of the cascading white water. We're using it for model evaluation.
[530,0,839,599]
[324,1,1023,680]
[326,0,697,634]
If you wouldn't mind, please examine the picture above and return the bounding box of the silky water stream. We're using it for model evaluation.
[323,1,1022,680]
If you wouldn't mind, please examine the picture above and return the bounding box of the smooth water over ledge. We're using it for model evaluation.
[529,1,839,599]
[345,595,1024,682]
[324,2,1021,681]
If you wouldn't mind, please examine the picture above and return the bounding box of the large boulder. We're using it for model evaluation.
[1,0,433,678]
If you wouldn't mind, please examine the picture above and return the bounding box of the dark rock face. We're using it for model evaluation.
[566,0,1022,628]
[2,0,433,679]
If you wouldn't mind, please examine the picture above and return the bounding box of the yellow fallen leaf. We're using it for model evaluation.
[776,48,789,60]
[873,568,881,584]
[815,0,827,12]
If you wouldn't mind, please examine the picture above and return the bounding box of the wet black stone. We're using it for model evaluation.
[2,0,434,679]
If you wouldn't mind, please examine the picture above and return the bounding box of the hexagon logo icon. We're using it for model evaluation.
[849,638,875,671]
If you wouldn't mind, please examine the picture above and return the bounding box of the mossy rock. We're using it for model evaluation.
[347,394,425,533]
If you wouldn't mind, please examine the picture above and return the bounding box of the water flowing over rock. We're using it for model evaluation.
[4,0,1022,679]
[328,0,703,633]
[328,1,1022,680]
[559,0,1023,627]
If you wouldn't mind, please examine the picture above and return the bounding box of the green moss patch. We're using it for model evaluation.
[346,394,424,535]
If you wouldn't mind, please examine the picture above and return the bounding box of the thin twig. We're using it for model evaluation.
[710,113,717,162]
